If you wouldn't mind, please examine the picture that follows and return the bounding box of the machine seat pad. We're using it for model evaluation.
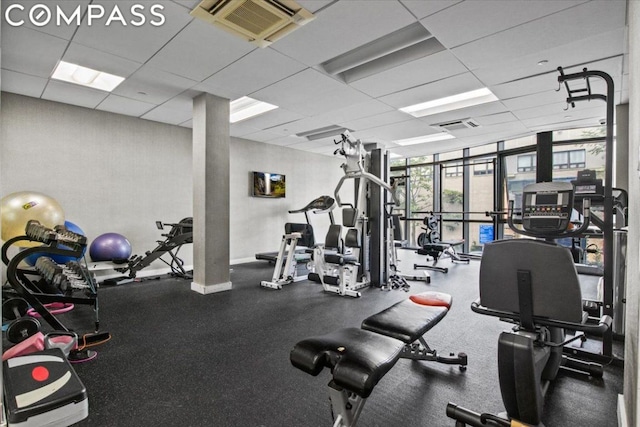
[325,254,358,265]
[361,292,451,343]
[290,327,403,398]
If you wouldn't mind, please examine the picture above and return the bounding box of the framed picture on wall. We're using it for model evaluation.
[252,171,286,198]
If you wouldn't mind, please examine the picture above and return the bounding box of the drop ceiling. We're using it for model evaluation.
[0,0,630,157]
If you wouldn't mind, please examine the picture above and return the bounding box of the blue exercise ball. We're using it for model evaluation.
[89,233,132,262]
[23,221,87,266]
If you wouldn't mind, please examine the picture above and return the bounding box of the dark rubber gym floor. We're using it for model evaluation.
[58,252,622,426]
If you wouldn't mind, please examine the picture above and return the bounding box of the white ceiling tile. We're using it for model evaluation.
[501,90,567,112]
[112,65,198,105]
[272,0,417,66]
[1,26,68,78]
[264,116,340,138]
[241,108,306,130]
[451,0,627,70]
[251,68,371,116]
[421,0,585,49]
[472,28,626,86]
[199,48,307,97]
[519,105,605,128]
[473,112,519,127]
[63,42,143,79]
[146,20,256,82]
[352,118,437,143]
[230,122,262,138]
[160,89,203,113]
[349,50,468,98]
[171,0,200,10]
[1,1,91,40]
[313,100,395,125]
[1,69,48,98]
[73,1,193,63]
[41,80,109,109]
[265,136,307,147]
[338,111,412,133]
[400,1,463,20]
[447,121,529,139]
[179,119,193,128]
[142,104,192,125]
[378,72,486,109]
[296,0,335,13]
[242,130,283,143]
[96,94,156,117]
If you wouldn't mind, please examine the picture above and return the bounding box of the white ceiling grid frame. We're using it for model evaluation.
[420,0,587,49]
[198,47,308,99]
[141,104,193,125]
[250,68,371,117]
[338,110,414,134]
[378,71,488,109]
[146,20,257,82]
[449,0,628,71]
[0,70,49,98]
[42,80,110,109]
[112,64,199,105]
[352,118,438,143]
[97,94,157,117]
[399,0,463,20]
[471,27,627,87]
[1,0,92,40]
[62,42,143,80]
[1,26,69,78]
[72,0,194,64]
[271,0,418,66]
[349,50,470,98]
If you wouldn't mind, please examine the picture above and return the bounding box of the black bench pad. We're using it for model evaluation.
[290,327,403,398]
[361,292,451,343]
[417,240,464,254]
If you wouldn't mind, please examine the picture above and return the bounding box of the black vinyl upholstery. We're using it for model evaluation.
[284,223,315,248]
[479,239,583,323]
[362,294,450,343]
[324,224,342,250]
[290,328,403,398]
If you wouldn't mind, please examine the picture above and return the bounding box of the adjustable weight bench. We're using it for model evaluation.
[414,240,470,274]
[290,291,467,427]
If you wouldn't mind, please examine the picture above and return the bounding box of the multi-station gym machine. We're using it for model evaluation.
[311,132,408,297]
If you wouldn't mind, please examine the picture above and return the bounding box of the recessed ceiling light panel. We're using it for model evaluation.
[230,96,278,123]
[51,61,125,92]
[399,88,498,118]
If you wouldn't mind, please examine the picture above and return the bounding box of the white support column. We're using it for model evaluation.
[191,93,232,294]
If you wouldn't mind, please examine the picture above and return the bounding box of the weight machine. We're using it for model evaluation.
[311,132,409,297]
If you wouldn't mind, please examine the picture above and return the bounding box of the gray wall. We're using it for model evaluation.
[0,92,344,275]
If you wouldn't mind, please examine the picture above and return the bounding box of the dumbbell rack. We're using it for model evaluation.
[1,220,100,334]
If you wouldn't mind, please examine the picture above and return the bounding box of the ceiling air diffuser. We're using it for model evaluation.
[191,0,315,48]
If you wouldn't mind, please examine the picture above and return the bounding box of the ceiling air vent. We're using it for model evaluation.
[432,118,480,132]
[191,0,315,48]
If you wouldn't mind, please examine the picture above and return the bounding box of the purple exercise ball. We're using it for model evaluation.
[89,233,132,262]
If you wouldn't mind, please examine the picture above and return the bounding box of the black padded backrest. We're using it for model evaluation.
[285,223,315,247]
[325,224,342,250]
[479,239,583,323]
[345,229,360,248]
[342,208,357,227]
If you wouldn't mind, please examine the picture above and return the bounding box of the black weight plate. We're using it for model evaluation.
[2,298,29,321]
[428,231,441,243]
[426,216,439,230]
[417,232,427,247]
[6,317,41,344]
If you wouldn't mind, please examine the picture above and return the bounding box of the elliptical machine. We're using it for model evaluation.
[447,181,612,426]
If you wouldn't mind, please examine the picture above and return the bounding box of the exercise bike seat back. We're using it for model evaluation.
[479,239,583,324]
[478,239,585,425]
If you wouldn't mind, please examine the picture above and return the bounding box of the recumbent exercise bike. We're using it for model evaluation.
[447,181,612,426]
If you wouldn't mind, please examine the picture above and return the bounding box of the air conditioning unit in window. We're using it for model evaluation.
[191,0,315,48]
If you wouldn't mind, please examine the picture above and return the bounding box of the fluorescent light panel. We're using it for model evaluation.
[399,88,498,118]
[51,61,125,92]
[394,133,455,146]
[230,96,278,123]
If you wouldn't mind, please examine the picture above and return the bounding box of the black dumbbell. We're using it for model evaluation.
[2,298,41,344]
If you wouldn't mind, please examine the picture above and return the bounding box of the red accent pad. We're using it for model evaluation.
[410,292,452,309]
